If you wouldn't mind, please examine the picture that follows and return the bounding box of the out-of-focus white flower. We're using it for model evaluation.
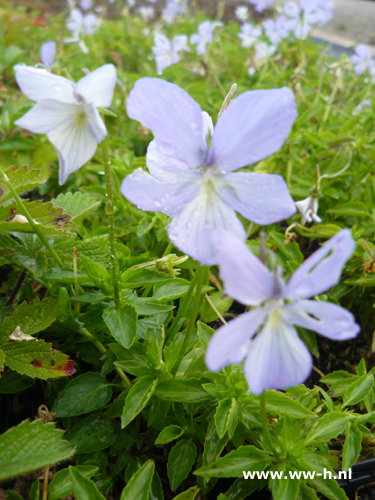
[152,33,188,74]
[235,5,249,22]
[255,41,277,61]
[127,0,136,6]
[238,22,262,48]
[190,20,223,55]
[295,196,322,224]
[138,5,155,21]
[249,0,274,13]
[66,8,100,36]
[350,44,374,76]
[79,0,92,10]
[283,0,322,39]
[263,15,290,45]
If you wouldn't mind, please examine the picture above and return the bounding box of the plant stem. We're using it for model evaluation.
[42,466,50,500]
[79,327,131,386]
[171,265,206,375]
[260,391,278,457]
[0,168,64,268]
[101,135,121,310]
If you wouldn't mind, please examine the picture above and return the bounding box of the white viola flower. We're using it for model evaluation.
[295,195,321,224]
[14,64,117,185]
[152,33,188,75]
[263,16,290,45]
[190,20,223,56]
[40,41,56,69]
[235,5,249,22]
[315,0,334,25]
[350,44,374,76]
[79,0,92,10]
[66,8,100,36]
[238,22,262,49]
[249,0,275,13]
[283,0,322,39]
[138,5,155,21]
[127,0,136,6]
[255,41,277,61]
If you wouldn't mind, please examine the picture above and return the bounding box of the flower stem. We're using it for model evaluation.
[101,135,121,310]
[170,265,206,375]
[0,167,64,268]
[260,391,278,458]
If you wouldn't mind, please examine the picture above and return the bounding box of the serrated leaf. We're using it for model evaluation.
[2,339,74,379]
[0,200,76,235]
[0,164,48,204]
[120,459,155,500]
[342,422,361,471]
[65,414,116,453]
[167,440,197,491]
[48,465,98,500]
[155,425,185,445]
[0,419,74,481]
[52,372,112,417]
[121,375,158,428]
[69,466,106,500]
[52,192,101,221]
[304,413,349,445]
[103,305,137,349]
[195,445,272,478]
[343,374,374,407]
[0,297,58,344]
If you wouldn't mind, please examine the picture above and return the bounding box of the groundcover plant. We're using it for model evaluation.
[1,0,375,499]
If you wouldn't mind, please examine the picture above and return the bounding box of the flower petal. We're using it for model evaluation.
[74,64,117,108]
[283,228,355,300]
[40,41,56,68]
[283,300,360,340]
[244,318,312,394]
[15,98,77,134]
[168,189,246,266]
[205,308,269,372]
[121,168,201,216]
[126,78,207,170]
[216,172,296,225]
[146,140,189,182]
[14,65,76,103]
[212,229,277,305]
[207,87,297,172]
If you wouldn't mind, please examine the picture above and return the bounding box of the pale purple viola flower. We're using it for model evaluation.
[295,195,321,224]
[255,41,277,61]
[235,5,249,22]
[14,64,117,185]
[162,0,187,23]
[315,0,334,25]
[238,23,262,49]
[249,0,274,14]
[206,229,359,394]
[263,16,290,45]
[350,44,374,76]
[79,0,92,10]
[138,5,155,21]
[283,0,322,39]
[121,78,297,265]
[190,21,223,56]
[66,8,99,36]
[152,33,188,75]
[40,41,56,69]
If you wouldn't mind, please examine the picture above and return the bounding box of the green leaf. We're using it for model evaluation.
[69,466,106,500]
[0,136,35,151]
[120,459,155,500]
[320,371,355,385]
[52,372,112,417]
[200,291,233,323]
[121,268,176,288]
[172,486,200,500]
[195,446,273,478]
[0,370,34,393]
[155,425,185,445]
[167,440,197,491]
[0,297,58,344]
[307,475,349,500]
[342,422,361,471]
[65,414,116,453]
[0,164,48,204]
[2,339,74,379]
[103,305,137,349]
[328,202,370,218]
[121,375,158,428]
[49,465,98,500]
[270,470,300,500]
[155,379,210,403]
[215,398,238,439]
[203,417,229,467]
[343,374,374,407]
[52,192,101,221]
[264,391,316,418]
[304,412,349,445]
[29,479,40,500]
[197,322,214,349]
[0,200,76,235]
[0,419,74,481]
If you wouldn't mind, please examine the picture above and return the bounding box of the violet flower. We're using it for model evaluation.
[162,0,187,24]
[283,0,321,40]
[121,78,297,265]
[206,229,359,394]
[263,16,290,45]
[152,33,188,74]
[79,0,92,10]
[40,41,56,69]
[138,5,155,21]
[190,21,223,56]
[66,8,99,36]
[315,0,334,25]
[350,44,374,76]
[14,64,117,184]
[255,41,277,61]
[249,0,275,14]
[238,23,262,49]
